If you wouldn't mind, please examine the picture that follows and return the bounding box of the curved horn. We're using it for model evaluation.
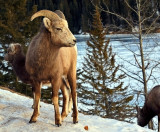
[54,10,66,20]
[31,10,60,21]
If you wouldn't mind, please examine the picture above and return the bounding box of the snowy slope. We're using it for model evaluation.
[0,87,154,132]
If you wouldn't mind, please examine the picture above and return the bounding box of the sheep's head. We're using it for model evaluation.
[136,106,148,127]
[31,10,76,47]
[4,43,22,63]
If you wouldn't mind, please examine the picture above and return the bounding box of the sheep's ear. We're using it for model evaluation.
[43,17,52,32]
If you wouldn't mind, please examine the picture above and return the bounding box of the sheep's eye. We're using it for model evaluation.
[56,28,62,31]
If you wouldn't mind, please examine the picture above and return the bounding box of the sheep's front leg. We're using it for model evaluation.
[32,86,41,109]
[32,86,35,109]
[29,82,41,123]
[68,73,78,124]
[61,84,69,121]
[51,79,61,126]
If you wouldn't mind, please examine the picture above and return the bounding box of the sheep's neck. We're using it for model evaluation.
[13,53,25,67]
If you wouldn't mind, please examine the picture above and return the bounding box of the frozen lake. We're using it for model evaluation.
[75,33,160,103]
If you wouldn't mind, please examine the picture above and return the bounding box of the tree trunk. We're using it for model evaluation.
[137,0,153,130]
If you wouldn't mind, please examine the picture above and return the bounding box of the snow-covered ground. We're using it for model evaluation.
[0,87,154,132]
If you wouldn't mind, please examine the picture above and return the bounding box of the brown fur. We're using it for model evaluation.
[26,10,78,126]
[4,44,72,114]
[137,85,160,131]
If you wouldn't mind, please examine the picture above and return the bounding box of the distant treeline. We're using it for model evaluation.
[26,0,160,34]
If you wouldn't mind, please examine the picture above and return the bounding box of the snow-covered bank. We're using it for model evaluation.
[0,87,154,132]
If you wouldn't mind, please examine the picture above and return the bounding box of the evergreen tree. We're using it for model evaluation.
[0,0,39,95]
[69,0,80,33]
[13,0,160,34]
[78,6,134,121]
[81,0,93,33]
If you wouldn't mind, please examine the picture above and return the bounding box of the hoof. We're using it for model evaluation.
[29,120,36,123]
[73,121,78,124]
[56,124,62,127]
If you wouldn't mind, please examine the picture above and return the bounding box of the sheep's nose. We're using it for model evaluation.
[73,39,77,43]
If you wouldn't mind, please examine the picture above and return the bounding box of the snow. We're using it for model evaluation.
[0,87,154,132]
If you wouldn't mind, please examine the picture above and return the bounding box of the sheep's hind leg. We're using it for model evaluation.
[68,89,72,113]
[29,82,41,123]
[61,84,69,121]
[63,77,72,113]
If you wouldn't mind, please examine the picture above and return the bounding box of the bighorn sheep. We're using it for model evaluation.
[4,43,72,115]
[137,85,160,131]
[25,10,78,126]
[4,43,36,85]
